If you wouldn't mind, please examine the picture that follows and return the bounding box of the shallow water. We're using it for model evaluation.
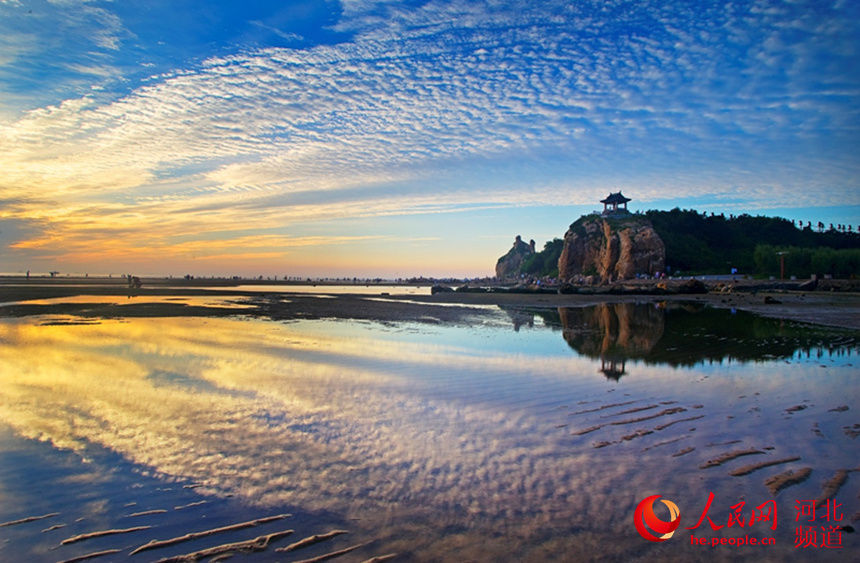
[191,283,433,295]
[3,295,255,309]
[0,302,857,562]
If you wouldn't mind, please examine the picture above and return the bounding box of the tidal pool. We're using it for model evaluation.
[0,303,856,562]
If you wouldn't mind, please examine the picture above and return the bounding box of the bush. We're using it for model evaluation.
[520,238,564,278]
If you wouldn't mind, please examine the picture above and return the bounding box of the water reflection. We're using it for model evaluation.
[559,304,664,380]
[507,303,858,379]
[0,318,601,518]
[0,313,857,561]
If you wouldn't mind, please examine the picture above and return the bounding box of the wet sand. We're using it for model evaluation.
[1,277,858,329]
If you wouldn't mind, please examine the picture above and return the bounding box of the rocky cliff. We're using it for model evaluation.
[495,235,535,280]
[557,214,665,283]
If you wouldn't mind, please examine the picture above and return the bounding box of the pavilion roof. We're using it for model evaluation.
[600,191,631,204]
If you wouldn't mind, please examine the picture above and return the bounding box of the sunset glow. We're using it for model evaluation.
[1,1,858,277]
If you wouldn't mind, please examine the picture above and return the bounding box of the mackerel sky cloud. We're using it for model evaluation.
[0,0,858,277]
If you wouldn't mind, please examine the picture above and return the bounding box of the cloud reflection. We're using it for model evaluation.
[0,317,643,523]
[0,314,856,560]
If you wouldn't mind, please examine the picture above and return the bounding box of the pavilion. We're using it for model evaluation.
[601,191,631,215]
[599,357,626,381]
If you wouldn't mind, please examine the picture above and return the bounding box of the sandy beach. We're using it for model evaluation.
[2,277,858,330]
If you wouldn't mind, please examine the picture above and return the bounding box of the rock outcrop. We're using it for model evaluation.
[557,215,665,283]
[495,235,535,280]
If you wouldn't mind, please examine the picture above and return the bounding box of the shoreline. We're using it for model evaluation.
[416,289,860,330]
[1,277,859,330]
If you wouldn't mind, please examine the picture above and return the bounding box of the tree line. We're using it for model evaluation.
[514,208,859,279]
[645,208,858,277]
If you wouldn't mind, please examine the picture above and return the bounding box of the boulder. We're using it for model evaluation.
[431,285,454,294]
[557,283,578,295]
[677,279,708,294]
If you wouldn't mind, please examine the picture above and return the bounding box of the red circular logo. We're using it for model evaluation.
[634,494,681,542]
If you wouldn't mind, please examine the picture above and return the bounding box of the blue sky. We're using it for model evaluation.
[0,0,858,277]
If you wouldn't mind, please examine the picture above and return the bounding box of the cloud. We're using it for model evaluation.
[1,0,857,273]
[249,20,304,43]
[0,1,129,86]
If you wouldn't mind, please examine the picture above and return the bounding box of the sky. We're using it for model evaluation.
[0,0,858,278]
